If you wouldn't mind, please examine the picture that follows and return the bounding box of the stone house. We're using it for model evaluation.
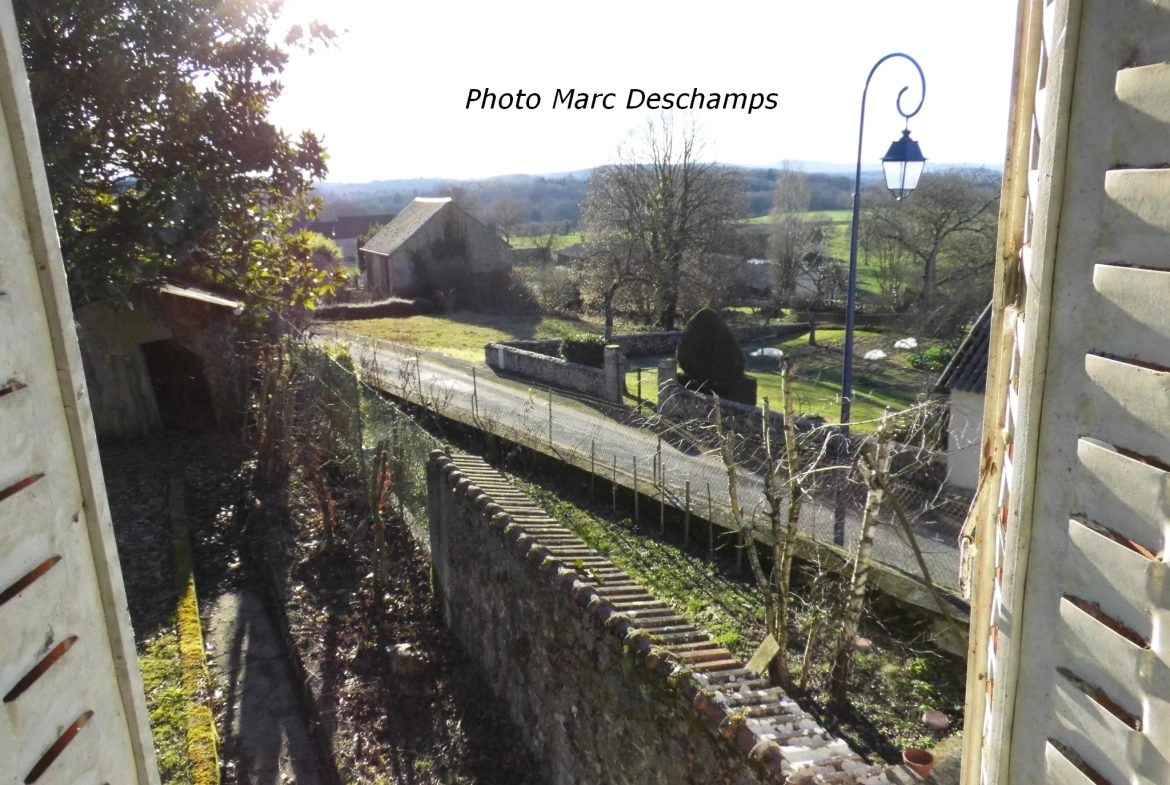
[934,303,990,491]
[357,197,513,302]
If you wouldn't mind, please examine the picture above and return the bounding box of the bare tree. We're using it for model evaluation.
[439,184,483,218]
[580,115,747,330]
[865,169,999,312]
[575,234,639,341]
[492,197,528,243]
[713,367,831,688]
[830,411,895,702]
[769,164,815,305]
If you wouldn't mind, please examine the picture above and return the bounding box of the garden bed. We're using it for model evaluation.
[249,462,546,785]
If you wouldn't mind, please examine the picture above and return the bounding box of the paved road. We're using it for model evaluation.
[320,328,962,595]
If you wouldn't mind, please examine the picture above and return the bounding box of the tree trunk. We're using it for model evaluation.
[830,412,895,702]
[807,308,817,346]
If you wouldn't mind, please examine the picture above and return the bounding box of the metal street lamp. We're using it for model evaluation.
[840,53,926,439]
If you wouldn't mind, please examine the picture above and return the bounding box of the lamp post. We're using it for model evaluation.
[839,53,927,439]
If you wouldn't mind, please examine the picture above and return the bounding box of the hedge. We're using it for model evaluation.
[560,333,606,368]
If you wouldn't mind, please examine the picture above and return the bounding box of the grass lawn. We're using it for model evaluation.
[743,210,852,225]
[510,233,582,251]
[627,328,935,430]
[344,314,599,363]
[746,329,934,428]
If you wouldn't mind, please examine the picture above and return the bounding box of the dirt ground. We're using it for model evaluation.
[101,433,545,785]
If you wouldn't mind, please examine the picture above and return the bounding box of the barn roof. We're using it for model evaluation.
[936,302,992,395]
[360,198,451,257]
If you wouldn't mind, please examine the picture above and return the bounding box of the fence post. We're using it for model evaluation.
[684,480,691,547]
[612,455,618,515]
[472,366,478,418]
[707,482,714,558]
[548,387,554,448]
[636,367,642,403]
[590,439,596,503]
[659,457,665,536]
[633,456,639,525]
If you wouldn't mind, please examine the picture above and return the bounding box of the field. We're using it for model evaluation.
[744,210,852,225]
[509,233,582,251]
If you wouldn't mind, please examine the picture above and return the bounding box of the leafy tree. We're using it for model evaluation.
[304,232,342,267]
[15,0,340,310]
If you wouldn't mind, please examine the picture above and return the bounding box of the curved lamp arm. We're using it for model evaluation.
[839,53,926,441]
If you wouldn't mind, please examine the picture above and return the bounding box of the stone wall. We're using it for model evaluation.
[427,451,884,785]
[485,342,625,403]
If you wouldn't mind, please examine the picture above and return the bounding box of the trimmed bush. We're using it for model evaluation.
[561,333,606,368]
[314,298,421,320]
[676,308,745,383]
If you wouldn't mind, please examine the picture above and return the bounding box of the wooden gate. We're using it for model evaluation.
[0,2,159,784]
[964,1,1170,783]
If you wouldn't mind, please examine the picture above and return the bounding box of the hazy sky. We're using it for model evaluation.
[271,0,1021,184]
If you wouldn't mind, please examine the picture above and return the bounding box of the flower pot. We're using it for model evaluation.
[903,748,934,779]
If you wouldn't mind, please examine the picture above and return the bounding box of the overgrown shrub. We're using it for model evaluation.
[676,307,745,383]
[561,333,606,367]
[906,346,956,372]
[413,298,438,315]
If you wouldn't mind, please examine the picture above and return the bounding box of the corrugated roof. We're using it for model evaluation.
[936,302,992,394]
[158,283,242,310]
[359,198,451,257]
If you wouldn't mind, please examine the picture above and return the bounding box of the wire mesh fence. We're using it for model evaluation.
[254,327,441,548]
[329,329,971,599]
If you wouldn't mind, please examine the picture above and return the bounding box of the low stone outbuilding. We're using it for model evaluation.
[76,284,247,438]
[357,197,513,303]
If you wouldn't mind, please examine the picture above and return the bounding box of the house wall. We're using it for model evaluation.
[946,389,983,491]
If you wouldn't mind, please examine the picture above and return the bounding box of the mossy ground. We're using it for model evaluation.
[139,625,194,785]
[507,472,964,763]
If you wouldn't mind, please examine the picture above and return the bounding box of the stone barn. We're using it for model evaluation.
[357,197,514,307]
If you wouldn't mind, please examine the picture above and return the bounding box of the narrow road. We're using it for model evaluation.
[320,328,962,595]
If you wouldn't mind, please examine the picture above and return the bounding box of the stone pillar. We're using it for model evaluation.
[603,345,624,403]
[657,358,677,391]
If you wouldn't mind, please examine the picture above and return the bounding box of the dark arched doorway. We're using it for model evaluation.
[141,338,217,431]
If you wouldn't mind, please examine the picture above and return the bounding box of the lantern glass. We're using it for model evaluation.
[881,129,926,200]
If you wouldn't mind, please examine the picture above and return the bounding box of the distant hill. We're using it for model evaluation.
[314,162,997,227]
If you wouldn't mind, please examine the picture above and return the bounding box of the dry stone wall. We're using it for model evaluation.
[426,451,887,785]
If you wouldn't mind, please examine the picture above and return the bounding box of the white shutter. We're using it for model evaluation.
[967,2,1170,784]
[0,2,159,784]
